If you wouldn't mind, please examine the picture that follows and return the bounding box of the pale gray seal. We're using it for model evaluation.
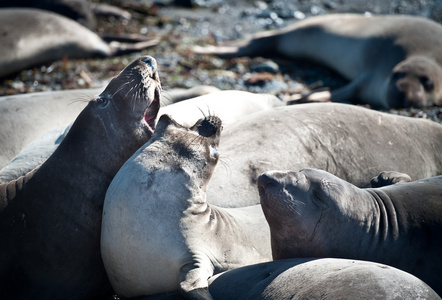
[209,258,441,300]
[258,168,442,295]
[194,14,442,108]
[0,90,280,182]
[0,56,162,299]
[0,8,159,79]
[0,85,224,170]
[0,88,97,168]
[206,103,442,207]
[101,114,271,299]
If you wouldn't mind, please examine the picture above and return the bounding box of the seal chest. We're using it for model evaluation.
[102,114,223,296]
[102,114,271,299]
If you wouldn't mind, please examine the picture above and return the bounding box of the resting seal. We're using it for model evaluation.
[0,8,158,79]
[209,258,441,300]
[101,115,271,299]
[194,14,442,108]
[258,168,442,295]
[0,88,98,168]
[0,56,161,299]
[0,90,280,181]
[206,103,442,207]
[4,103,442,208]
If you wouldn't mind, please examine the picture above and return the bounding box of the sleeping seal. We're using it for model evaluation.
[0,8,158,78]
[194,14,442,108]
[209,258,441,300]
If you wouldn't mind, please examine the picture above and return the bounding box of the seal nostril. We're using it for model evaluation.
[141,56,154,69]
[197,116,221,137]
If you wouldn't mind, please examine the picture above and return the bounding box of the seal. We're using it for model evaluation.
[258,168,442,295]
[206,103,442,208]
[0,88,97,169]
[0,90,280,181]
[159,90,282,127]
[4,103,442,208]
[209,258,441,300]
[194,14,442,108]
[0,8,159,79]
[0,55,162,299]
[101,114,271,299]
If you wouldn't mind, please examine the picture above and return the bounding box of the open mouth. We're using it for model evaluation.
[143,87,161,131]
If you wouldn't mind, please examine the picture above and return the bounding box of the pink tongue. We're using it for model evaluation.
[144,96,159,129]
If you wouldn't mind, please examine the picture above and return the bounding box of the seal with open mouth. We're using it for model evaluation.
[101,114,271,299]
[0,55,161,299]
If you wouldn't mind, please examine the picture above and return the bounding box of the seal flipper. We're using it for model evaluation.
[370,171,412,188]
[192,33,279,59]
[179,262,215,300]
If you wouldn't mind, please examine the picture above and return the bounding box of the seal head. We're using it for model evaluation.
[387,56,442,107]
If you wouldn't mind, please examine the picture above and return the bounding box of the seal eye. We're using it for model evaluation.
[392,72,405,81]
[420,76,434,92]
[96,96,109,107]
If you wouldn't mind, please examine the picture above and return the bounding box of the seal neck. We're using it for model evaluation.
[366,189,399,242]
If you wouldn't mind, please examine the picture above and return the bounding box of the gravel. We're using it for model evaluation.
[1,0,441,122]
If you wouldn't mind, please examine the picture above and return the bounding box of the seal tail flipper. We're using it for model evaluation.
[108,37,160,56]
[192,33,279,59]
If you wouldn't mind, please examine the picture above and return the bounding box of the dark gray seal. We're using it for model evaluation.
[258,168,442,295]
[101,115,271,299]
[0,8,158,79]
[209,258,441,300]
[194,14,442,108]
[0,55,162,299]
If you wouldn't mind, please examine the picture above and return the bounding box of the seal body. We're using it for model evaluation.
[258,168,442,295]
[5,103,442,208]
[207,103,442,207]
[209,258,441,300]
[101,115,271,299]
[0,88,95,168]
[0,56,161,299]
[194,14,442,108]
[0,8,158,79]
[0,90,280,181]
[159,90,282,127]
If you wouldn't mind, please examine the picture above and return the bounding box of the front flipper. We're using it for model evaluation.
[370,171,412,188]
[179,262,214,300]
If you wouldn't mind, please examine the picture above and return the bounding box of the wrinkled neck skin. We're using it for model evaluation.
[313,189,405,263]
